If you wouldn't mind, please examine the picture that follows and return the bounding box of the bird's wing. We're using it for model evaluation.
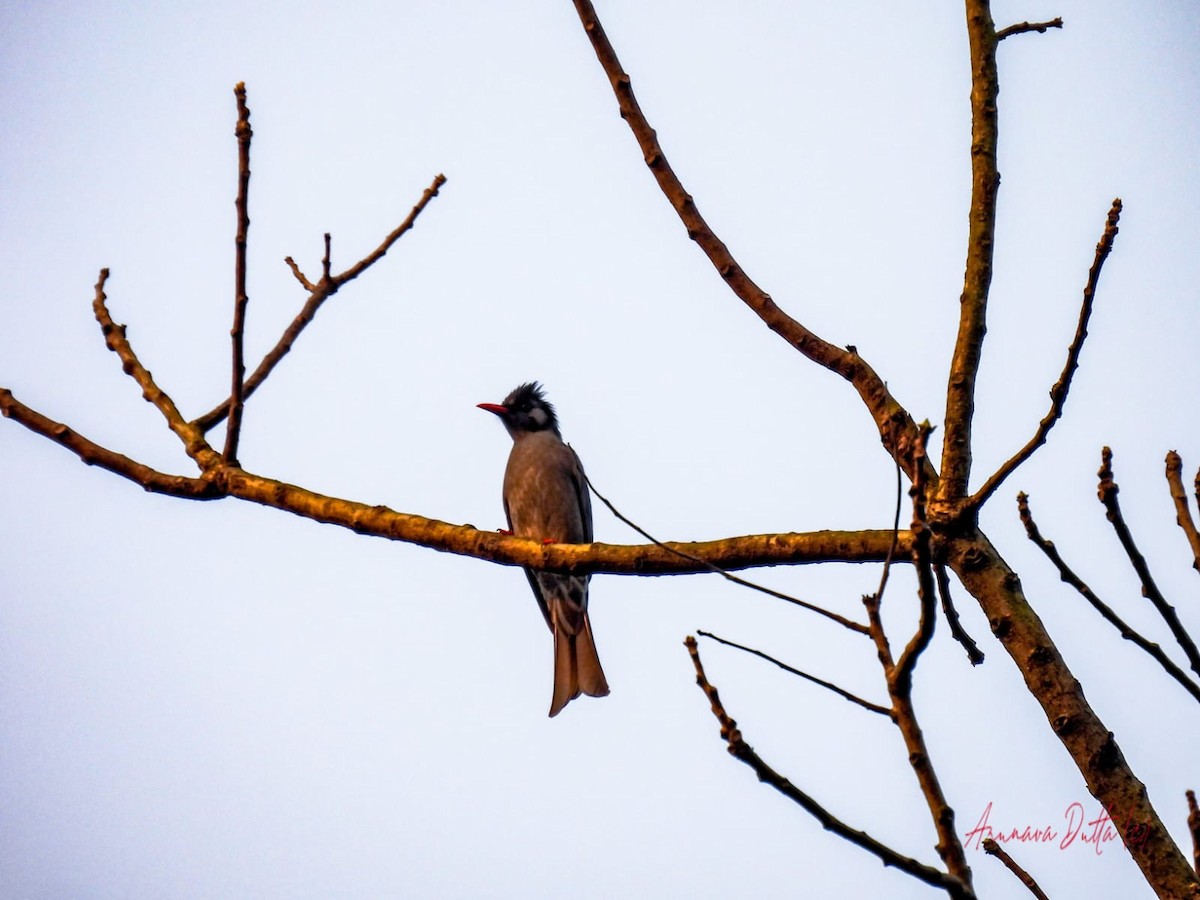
[506,493,553,630]
[567,444,593,543]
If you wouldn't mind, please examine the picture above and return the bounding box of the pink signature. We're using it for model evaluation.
[963,801,1151,856]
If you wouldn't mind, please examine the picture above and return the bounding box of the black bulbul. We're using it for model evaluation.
[478,383,610,716]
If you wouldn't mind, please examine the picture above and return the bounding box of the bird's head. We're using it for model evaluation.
[477,382,561,438]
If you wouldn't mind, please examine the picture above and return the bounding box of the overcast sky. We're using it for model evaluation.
[2,2,1199,898]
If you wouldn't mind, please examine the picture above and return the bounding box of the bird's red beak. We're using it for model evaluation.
[477,403,508,416]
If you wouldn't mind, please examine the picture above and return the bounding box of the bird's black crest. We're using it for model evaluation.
[503,381,560,433]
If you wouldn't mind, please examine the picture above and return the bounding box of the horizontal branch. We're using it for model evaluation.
[2,389,909,575]
[0,388,221,499]
[216,462,906,575]
[996,18,1063,41]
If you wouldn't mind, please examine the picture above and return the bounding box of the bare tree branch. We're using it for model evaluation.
[224,82,253,465]
[1188,790,1200,877]
[884,427,973,889]
[549,21,1190,883]
[568,0,932,484]
[91,270,222,469]
[193,174,447,433]
[947,526,1195,892]
[579,454,872,633]
[696,630,891,717]
[982,838,1051,899]
[284,254,316,292]
[691,434,969,888]
[996,18,1064,41]
[0,389,221,499]
[220,465,917,574]
[862,591,894,671]
[1195,466,1200,531]
[970,199,1122,508]
[894,425,938,695]
[891,533,937,693]
[3,13,1196,894]
[683,636,972,899]
[939,0,1001,504]
[935,564,985,665]
[1166,451,1200,575]
[1017,491,1200,705]
[1098,447,1200,679]
[872,454,905,607]
[0,392,910,571]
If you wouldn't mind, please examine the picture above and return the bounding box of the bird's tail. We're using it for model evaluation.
[549,614,610,717]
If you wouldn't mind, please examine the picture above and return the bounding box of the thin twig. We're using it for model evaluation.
[1195,466,1200,529]
[862,462,903,669]
[935,564,985,665]
[283,256,316,292]
[696,630,891,717]
[335,176,446,284]
[1166,451,1200,574]
[873,454,904,605]
[193,174,447,433]
[224,82,253,465]
[881,426,973,890]
[683,636,971,899]
[996,18,1064,41]
[0,388,222,499]
[1187,790,1200,877]
[1098,447,1200,679]
[91,270,220,469]
[568,0,932,485]
[862,591,894,669]
[1017,491,1200,705]
[971,199,1122,509]
[982,839,1051,899]
[578,458,871,634]
[894,424,938,695]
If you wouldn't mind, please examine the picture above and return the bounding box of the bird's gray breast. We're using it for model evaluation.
[502,432,591,544]
[503,432,593,632]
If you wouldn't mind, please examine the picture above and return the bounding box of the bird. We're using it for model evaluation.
[477,382,610,716]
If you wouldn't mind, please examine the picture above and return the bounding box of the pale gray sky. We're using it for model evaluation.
[2,2,1199,898]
